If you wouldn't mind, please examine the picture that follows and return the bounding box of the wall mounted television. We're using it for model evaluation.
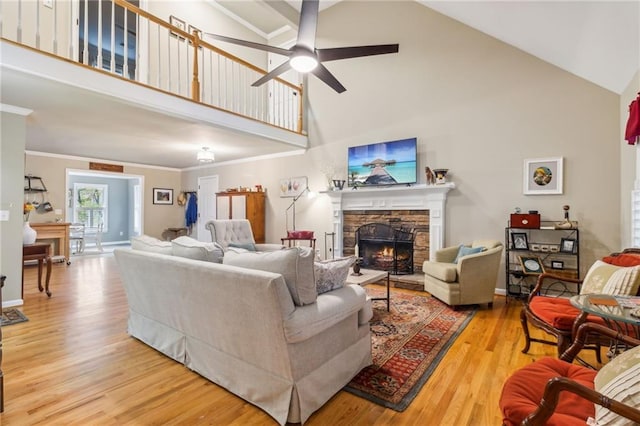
[347,137,417,187]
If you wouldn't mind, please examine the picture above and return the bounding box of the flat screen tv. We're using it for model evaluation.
[347,137,417,187]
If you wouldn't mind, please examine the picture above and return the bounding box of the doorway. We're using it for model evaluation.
[196,175,219,241]
[66,169,144,246]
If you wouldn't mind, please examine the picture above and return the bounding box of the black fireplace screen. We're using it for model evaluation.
[356,223,415,275]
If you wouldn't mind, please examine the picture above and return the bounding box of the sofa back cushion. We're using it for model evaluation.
[223,247,316,306]
[171,236,224,263]
[580,260,640,296]
[131,235,172,255]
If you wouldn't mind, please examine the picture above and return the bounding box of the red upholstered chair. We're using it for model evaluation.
[500,323,640,426]
[520,249,640,358]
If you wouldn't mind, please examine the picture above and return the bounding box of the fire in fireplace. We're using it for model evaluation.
[355,223,415,275]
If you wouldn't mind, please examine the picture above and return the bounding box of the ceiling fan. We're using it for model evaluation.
[204,0,399,93]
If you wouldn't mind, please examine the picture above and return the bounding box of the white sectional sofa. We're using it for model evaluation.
[114,237,372,425]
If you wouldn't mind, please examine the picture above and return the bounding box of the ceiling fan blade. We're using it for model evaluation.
[252,61,292,87]
[297,0,319,51]
[317,44,400,62]
[311,63,346,94]
[204,32,291,56]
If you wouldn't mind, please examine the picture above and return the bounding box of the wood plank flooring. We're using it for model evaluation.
[1,255,601,425]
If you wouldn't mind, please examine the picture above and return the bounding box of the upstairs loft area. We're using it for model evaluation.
[1,0,304,137]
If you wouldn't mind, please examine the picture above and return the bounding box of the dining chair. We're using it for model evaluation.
[83,223,104,252]
[69,223,85,254]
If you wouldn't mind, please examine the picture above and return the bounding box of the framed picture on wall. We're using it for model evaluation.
[279,176,307,198]
[169,15,186,38]
[523,157,563,195]
[153,188,173,205]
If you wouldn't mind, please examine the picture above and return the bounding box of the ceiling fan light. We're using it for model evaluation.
[197,147,215,163]
[290,54,318,73]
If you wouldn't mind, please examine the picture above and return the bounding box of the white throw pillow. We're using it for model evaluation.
[580,260,640,295]
[223,247,316,306]
[171,236,224,263]
[315,256,355,294]
[594,345,640,425]
[130,235,172,255]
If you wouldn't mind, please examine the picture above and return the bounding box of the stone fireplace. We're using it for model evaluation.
[325,183,455,273]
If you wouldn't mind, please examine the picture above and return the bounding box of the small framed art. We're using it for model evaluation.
[551,260,564,269]
[279,176,307,198]
[560,238,576,253]
[511,232,529,250]
[153,188,173,205]
[519,256,545,275]
[169,16,186,38]
[523,157,563,195]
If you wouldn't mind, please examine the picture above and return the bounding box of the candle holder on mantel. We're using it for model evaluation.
[351,258,363,276]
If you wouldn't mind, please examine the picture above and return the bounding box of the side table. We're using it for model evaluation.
[345,268,390,311]
[23,243,52,297]
[281,237,316,251]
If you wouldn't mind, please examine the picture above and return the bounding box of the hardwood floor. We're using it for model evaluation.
[2,255,601,425]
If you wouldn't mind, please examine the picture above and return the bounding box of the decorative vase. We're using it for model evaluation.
[23,221,37,244]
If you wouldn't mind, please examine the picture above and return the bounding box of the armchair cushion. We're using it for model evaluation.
[602,253,640,267]
[453,245,484,264]
[528,297,607,330]
[228,242,257,251]
[500,357,597,426]
[423,262,457,282]
[580,260,640,295]
[594,345,640,425]
[131,235,173,255]
[223,247,317,306]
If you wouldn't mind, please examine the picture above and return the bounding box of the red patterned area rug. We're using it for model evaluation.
[344,289,476,411]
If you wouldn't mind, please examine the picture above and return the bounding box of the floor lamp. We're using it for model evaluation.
[286,187,313,233]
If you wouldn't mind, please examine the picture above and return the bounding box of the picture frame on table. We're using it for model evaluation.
[551,260,564,270]
[519,255,545,275]
[560,238,576,253]
[511,232,529,250]
[523,157,563,195]
[153,188,173,205]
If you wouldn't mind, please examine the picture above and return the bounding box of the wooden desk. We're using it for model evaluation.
[23,243,52,297]
[31,222,70,264]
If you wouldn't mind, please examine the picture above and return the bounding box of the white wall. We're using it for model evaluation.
[184,1,623,290]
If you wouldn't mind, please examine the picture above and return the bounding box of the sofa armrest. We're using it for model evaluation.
[283,284,368,343]
[255,243,287,251]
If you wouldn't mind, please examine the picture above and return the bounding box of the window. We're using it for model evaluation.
[73,183,108,231]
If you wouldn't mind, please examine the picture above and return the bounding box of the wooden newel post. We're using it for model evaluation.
[191,31,200,102]
[297,84,304,134]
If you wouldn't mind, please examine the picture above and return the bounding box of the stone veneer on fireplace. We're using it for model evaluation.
[325,183,455,267]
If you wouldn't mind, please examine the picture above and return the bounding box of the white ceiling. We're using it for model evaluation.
[6,0,639,170]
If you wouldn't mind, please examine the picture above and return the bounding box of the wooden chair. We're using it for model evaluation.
[501,322,640,426]
[520,249,640,359]
[83,223,104,252]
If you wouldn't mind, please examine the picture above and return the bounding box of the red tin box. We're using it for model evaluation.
[510,213,540,229]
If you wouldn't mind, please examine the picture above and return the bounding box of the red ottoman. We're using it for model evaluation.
[500,357,596,426]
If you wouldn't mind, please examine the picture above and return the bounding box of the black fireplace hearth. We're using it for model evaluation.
[355,223,415,275]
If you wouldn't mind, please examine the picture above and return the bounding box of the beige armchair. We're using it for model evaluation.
[205,219,284,251]
[423,239,503,308]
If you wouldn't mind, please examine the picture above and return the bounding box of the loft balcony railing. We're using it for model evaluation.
[0,0,304,134]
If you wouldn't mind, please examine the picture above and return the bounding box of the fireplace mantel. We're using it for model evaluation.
[325,183,455,260]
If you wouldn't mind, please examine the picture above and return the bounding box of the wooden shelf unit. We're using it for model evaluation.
[216,191,266,243]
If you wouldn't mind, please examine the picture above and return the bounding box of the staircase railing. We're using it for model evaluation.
[0,0,304,134]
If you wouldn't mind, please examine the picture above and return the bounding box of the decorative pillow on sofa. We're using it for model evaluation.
[227,242,257,251]
[594,345,640,425]
[223,247,316,306]
[314,256,355,294]
[580,260,640,296]
[171,236,224,263]
[131,235,172,255]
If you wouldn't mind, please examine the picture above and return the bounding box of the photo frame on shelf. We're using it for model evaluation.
[279,176,307,198]
[560,238,576,253]
[153,188,173,205]
[523,157,563,195]
[551,260,564,269]
[511,232,529,250]
[519,255,545,275]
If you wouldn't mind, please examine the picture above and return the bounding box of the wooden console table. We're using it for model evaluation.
[23,243,52,297]
[31,222,70,265]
